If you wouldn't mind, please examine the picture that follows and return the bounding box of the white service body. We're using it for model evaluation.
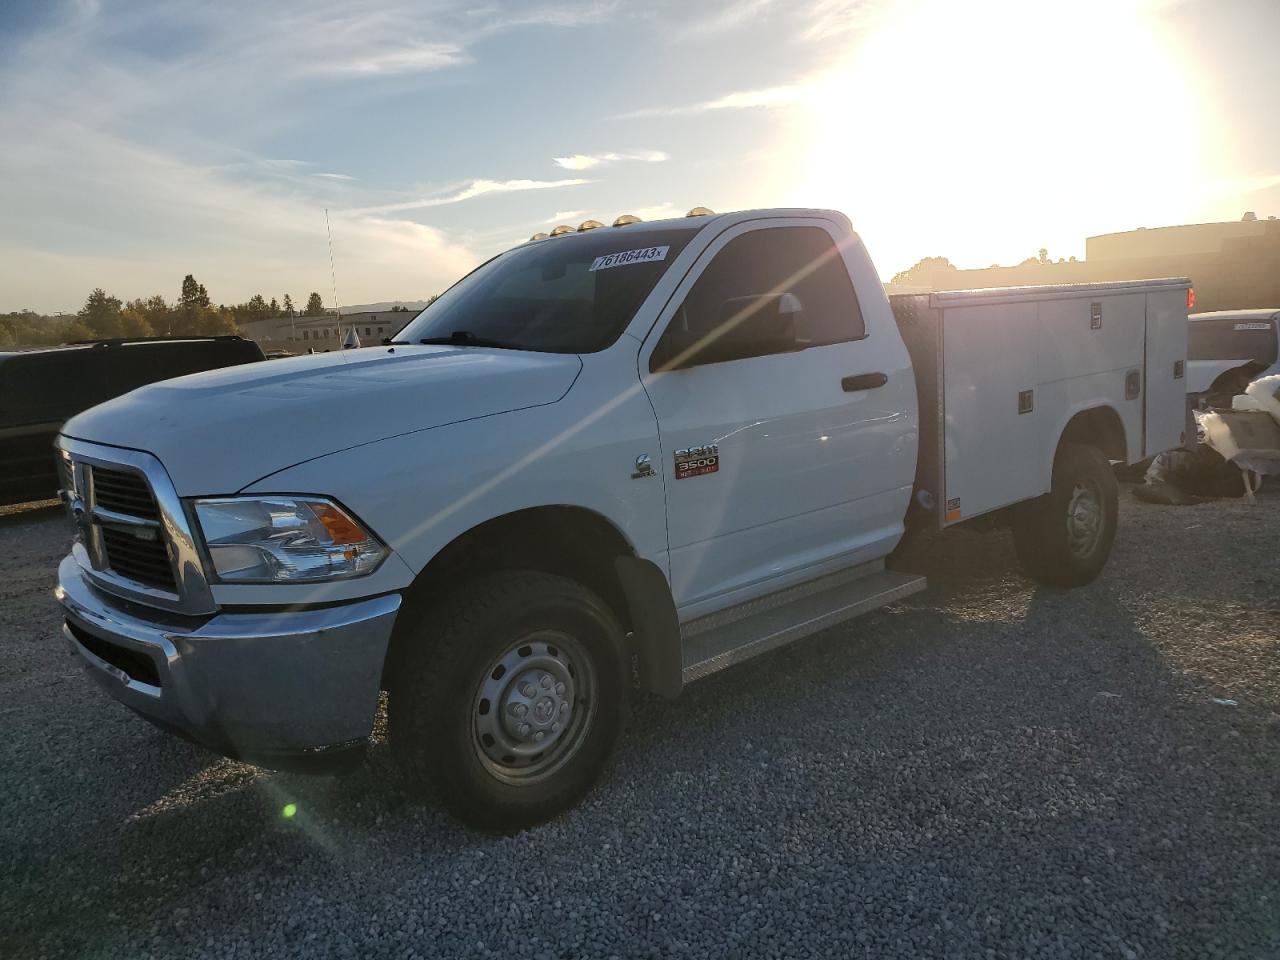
[893,280,1191,526]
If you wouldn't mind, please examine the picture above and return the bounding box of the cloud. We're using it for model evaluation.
[0,107,480,311]
[303,42,468,76]
[703,84,813,110]
[629,202,684,221]
[203,157,361,184]
[797,0,892,40]
[553,155,607,171]
[346,178,592,216]
[545,210,587,223]
[615,1,899,119]
[52,1,610,88]
[0,0,751,311]
[285,2,618,77]
[0,0,625,311]
[483,2,622,30]
[623,83,814,118]
[552,149,668,170]
[677,0,777,38]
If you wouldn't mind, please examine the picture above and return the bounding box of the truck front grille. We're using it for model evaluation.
[61,439,216,616]
[92,466,161,520]
[101,527,177,591]
[89,464,177,592]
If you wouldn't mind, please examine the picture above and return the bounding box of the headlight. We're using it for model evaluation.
[192,497,387,583]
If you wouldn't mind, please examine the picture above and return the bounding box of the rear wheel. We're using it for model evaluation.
[1012,443,1118,587]
[389,571,627,832]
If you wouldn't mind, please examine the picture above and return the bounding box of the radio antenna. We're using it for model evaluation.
[325,208,342,322]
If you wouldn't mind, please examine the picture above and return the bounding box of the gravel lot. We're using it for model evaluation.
[2,488,1279,960]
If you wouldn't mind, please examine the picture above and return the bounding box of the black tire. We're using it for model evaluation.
[1012,443,1118,587]
[388,571,627,832]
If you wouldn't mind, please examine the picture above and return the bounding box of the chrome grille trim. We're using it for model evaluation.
[90,504,162,531]
[84,460,174,592]
[56,437,217,616]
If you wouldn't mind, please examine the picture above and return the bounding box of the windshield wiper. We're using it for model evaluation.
[417,330,520,350]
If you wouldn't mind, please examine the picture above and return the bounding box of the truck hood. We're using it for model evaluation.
[62,346,582,494]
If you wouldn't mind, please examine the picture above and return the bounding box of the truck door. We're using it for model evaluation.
[639,220,909,615]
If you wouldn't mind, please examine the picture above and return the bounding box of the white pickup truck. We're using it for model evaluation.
[54,208,1190,829]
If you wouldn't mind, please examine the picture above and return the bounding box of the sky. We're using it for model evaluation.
[1,0,1277,313]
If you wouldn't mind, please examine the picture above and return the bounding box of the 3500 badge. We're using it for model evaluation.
[674,443,719,480]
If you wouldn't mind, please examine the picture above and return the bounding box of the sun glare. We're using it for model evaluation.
[787,0,1206,276]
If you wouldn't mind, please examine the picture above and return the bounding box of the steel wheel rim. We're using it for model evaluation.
[472,630,596,784]
[1066,480,1103,558]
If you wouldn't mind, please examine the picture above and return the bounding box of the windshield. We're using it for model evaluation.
[395,226,700,353]
[1188,315,1278,364]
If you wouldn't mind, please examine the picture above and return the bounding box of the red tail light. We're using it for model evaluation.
[1187,288,1196,310]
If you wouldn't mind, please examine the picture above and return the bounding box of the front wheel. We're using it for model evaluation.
[1012,443,1118,587]
[389,571,628,832]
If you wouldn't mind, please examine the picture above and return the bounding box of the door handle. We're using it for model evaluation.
[841,372,888,392]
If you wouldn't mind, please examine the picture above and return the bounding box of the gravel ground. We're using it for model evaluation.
[2,488,1279,960]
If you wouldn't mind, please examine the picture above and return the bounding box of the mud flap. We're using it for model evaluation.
[614,556,682,699]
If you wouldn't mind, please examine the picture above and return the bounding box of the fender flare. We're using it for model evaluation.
[1045,402,1129,487]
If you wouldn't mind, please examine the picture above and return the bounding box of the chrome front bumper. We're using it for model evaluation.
[55,554,401,768]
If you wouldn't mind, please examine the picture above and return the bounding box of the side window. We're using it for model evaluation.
[652,226,864,371]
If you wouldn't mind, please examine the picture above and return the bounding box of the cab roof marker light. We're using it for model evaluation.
[529,232,549,242]
[578,219,605,232]
[686,206,715,217]
[549,224,575,237]
[613,214,641,227]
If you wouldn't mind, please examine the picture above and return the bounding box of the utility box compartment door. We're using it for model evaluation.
[1037,294,1144,382]
[1144,288,1190,456]
[941,302,1040,523]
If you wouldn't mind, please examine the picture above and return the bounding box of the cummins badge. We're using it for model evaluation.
[674,443,719,480]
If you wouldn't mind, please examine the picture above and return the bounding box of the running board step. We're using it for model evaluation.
[680,568,927,684]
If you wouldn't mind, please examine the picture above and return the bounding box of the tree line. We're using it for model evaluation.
[1,276,332,348]
[891,249,1079,285]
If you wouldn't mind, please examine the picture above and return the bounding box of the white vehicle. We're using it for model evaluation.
[1185,309,1280,404]
[54,209,1190,829]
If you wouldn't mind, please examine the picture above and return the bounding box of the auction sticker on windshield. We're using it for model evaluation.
[589,246,670,272]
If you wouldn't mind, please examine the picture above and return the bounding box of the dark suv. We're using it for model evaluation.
[0,336,264,505]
